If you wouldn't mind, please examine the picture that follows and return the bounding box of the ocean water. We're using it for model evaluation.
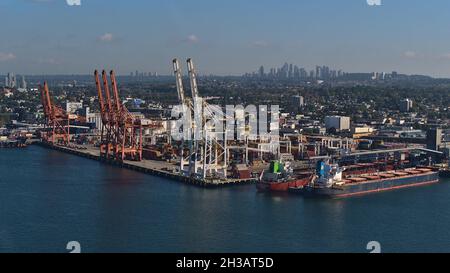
[1,145,449,253]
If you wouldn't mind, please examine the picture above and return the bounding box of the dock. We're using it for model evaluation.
[34,141,257,187]
[0,140,27,148]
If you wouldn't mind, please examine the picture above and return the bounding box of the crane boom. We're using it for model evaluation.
[172,58,186,104]
[101,70,114,125]
[43,82,55,120]
[39,84,49,118]
[187,58,200,101]
[94,70,107,124]
[110,70,124,121]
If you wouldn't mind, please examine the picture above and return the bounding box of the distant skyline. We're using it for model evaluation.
[1,1,450,77]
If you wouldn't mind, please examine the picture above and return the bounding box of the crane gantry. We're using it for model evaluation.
[172,58,228,178]
[39,82,72,145]
[94,69,147,161]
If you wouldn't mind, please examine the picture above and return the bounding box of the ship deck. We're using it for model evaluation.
[340,167,436,187]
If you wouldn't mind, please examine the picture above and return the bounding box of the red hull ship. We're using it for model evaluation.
[257,160,312,192]
[257,176,311,191]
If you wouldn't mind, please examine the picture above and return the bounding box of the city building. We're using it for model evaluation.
[87,112,103,130]
[249,63,345,81]
[292,95,304,110]
[258,66,265,78]
[4,73,16,89]
[351,126,375,138]
[426,128,442,151]
[400,98,414,112]
[18,75,27,92]
[65,101,84,114]
[325,116,351,132]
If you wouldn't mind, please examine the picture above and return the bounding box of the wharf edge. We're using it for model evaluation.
[34,141,257,188]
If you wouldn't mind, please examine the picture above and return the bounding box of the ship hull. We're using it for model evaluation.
[257,176,311,192]
[289,172,439,198]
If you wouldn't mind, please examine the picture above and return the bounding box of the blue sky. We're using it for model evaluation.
[1,0,450,77]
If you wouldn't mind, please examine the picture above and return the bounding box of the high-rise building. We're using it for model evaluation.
[292,95,304,109]
[258,66,265,78]
[5,73,16,88]
[400,98,413,112]
[426,128,442,151]
[300,68,307,78]
[288,64,293,78]
[321,66,330,79]
[293,65,300,78]
[315,66,321,79]
[20,75,27,90]
[251,63,345,80]
[269,68,275,77]
[281,63,289,78]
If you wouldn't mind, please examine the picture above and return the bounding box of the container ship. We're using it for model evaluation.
[289,160,439,198]
[257,160,312,192]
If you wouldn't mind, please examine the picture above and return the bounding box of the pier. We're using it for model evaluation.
[34,141,257,187]
[0,140,27,148]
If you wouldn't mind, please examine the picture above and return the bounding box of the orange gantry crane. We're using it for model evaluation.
[94,70,146,161]
[39,82,71,145]
[39,82,86,145]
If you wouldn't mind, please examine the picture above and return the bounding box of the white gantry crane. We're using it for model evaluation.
[172,58,228,179]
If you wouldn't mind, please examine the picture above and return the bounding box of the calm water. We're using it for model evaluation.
[1,145,450,253]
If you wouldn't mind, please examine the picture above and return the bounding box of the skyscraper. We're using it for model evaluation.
[400,98,413,112]
[288,64,293,78]
[20,75,27,90]
[315,66,321,79]
[5,73,16,88]
[281,63,289,78]
[258,66,265,78]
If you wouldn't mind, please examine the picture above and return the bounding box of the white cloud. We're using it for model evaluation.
[186,34,199,43]
[66,0,81,6]
[0,52,16,62]
[99,33,114,42]
[403,51,417,58]
[367,0,382,6]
